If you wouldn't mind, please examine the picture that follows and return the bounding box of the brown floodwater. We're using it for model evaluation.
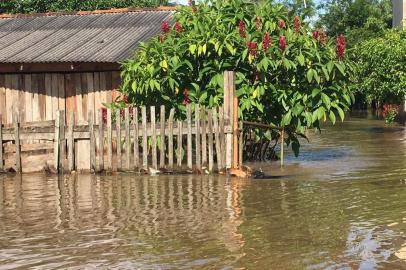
[0,115,405,269]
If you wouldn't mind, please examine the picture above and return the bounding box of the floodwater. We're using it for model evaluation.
[0,115,405,270]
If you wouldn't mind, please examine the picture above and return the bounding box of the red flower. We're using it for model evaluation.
[293,16,301,33]
[336,34,346,59]
[312,31,319,40]
[279,35,287,51]
[278,19,286,29]
[182,89,190,105]
[161,21,170,33]
[313,30,328,46]
[174,22,183,33]
[256,16,262,30]
[247,41,258,56]
[262,32,271,51]
[239,20,246,38]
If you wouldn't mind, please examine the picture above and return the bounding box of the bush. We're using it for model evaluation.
[352,29,406,104]
[121,0,354,155]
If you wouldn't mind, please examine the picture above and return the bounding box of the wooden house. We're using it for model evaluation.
[0,7,174,124]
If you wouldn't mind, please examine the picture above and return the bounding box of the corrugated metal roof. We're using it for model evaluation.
[0,9,174,63]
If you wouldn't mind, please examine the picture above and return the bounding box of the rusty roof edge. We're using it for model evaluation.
[0,6,178,20]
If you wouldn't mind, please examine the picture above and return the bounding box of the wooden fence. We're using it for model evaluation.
[0,103,242,174]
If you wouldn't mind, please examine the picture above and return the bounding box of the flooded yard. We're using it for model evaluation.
[0,116,405,269]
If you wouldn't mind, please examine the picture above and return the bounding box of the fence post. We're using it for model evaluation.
[13,111,21,173]
[0,114,3,172]
[89,110,95,172]
[224,71,235,169]
[54,111,60,172]
[232,93,239,169]
[59,110,65,173]
[280,128,284,167]
[68,111,75,172]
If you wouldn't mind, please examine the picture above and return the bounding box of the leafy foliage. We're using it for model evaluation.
[317,0,392,47]
[352,29,406,104]
[121,0,354,155]
[0,0,171,14]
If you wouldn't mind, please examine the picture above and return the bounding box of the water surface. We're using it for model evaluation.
[0,116,405,269]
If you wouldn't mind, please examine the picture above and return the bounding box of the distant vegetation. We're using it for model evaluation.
[0,0,172,14]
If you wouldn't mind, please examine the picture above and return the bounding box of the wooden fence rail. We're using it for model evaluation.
[0,103,240,174]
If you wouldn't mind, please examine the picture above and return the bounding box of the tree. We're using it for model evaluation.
[0,0,171,14]
[352,29,406,104]
[121,0,354,155]
[277,0,317,18]
[317,0,392,47]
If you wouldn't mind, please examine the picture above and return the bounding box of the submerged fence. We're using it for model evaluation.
[0,71,287,175]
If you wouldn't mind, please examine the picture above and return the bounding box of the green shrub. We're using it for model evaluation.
[121,0,354,155]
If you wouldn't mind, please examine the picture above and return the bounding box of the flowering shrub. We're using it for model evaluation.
[382,104,399,124]
[121,0,354,155]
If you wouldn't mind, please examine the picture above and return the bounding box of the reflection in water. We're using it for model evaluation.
[0,117,405,270]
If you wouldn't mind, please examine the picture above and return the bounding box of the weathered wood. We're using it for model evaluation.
[177,120,182,167]
[116,109,122,171]
[239,121,243,167]
[151,106,157,169]
[213,108,222,170]
[13,111,21,173]
[201,107,207,166]
[125,108,131,171]
[195,105,201,170]
[4,143,54,153]
[186,104,192,170]
[168,109,174,169]
[142,106,148,170]
[0,115,3,171]
[224,71,235,169]
[159,105,166,168]
[54,110,60,171]
[24,74,33,122]
[219,106,226,169]
[133,107,139,169]
[98,109,104,171]
[45,74,53,120]
[232,96,239,169]
[107,109,112,171]
[59,111,65,172]
[207,109,214,172]
[89,110,96,172]
[280,128,284,167]
[68,111,75,172]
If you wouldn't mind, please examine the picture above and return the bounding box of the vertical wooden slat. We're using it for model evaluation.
[24,74,33,122]
[74,74,83,122]
[213,108,222,170]
[45,74,53,120]
[98,109,104,171]
[239,122,243,168]
[142,106,148,170]
[86,73,95,120]
[107,109,113,171]
[168,109,175,169]
[186,104,192,170]
[159,105,165,168]
[232,96,239,169]
[201,107,207,167]
[116,109,122,171]
[38,74,46,121]
[68,111,75,172]
[10,76,19,123]
[51,74,58,119]
[65,74,75,117]
[81,73,88,121]
[54,110,60,172]
[17,75,25,123]
[207,109,214,172]
[59,110,65,172]
[280,128,284,167]
[0,75,6,124]
[224,71,235,169]
[93,73,101,111]
[195,104,201,170]
[89,110,96,172]
[133,107,139,170]
[57,74,65,113]
[151,106,157,170]
[125,108,130,170]
[219,106,226,169]
[0,114,3,171]
[177,120,182,167]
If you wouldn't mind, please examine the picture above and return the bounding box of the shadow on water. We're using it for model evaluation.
[0,115,405,269]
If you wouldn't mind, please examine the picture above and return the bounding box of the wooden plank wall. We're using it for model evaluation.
[0,71,120,125]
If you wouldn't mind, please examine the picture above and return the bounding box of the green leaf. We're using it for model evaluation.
[321,93,331,109]
[329,111,336,124]
[189,44,197,54]
[307,69,314,83]
[335,62,345,76]
[311,88,321,97]
[297,53,305,66]
[281,111,292,125]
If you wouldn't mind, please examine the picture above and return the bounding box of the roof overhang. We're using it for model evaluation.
[0,62,121,73]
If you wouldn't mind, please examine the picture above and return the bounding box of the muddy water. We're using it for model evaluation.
[0,116,405,270]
